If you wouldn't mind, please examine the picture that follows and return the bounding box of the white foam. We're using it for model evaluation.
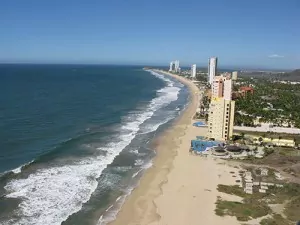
[134,159,144,166]
[98,159,153,225]
[140,115,176,134]
[115,196,122,202]
[132,160,152,178]
[113,166,132,173]
[129,149,139,155]
[132,170,141,178]
[97,187,134,225]
[3,70,182,225]
[11,160,34,174]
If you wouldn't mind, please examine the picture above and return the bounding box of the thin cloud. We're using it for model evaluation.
[268,54,284,58]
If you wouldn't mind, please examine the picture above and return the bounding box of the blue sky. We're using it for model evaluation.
[1,0,299,69]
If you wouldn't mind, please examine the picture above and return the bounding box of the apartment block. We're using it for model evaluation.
[208,98,235,140]
[212,76,232,100]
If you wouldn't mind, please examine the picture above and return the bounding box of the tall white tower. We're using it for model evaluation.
[191,64,196,78]
[174,60,180,73]
[169,61,174,72]
[208,57,218,84]
[232,71,238,81]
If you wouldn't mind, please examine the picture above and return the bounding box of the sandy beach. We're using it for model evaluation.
[109,70,240,225]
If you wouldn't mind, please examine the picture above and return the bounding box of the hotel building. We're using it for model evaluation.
[191,64,196,78]
[174,60,180,73]
[208,57,217,85]
[208,75,235,141]
[169,61,174,72]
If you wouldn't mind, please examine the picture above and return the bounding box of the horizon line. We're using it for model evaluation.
[0,62,293,72]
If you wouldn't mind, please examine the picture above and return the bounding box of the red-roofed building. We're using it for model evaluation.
[239,86,254,97]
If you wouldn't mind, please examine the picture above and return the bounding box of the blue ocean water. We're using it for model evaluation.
[0,64,189,225]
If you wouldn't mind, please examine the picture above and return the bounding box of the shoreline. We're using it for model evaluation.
[108,70,239,225]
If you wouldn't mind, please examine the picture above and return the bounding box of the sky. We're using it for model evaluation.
[0,0,299,69]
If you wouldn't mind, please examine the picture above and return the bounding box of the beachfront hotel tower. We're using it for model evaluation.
[191,64,196,78]
[169,60,180,73]
[208,57,218,85]
[169,61,174,72]
[208,75,235,141]
[232,71,238,81]
[174,60,180,73]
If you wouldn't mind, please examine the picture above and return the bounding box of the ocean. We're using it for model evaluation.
[0,64,189,225]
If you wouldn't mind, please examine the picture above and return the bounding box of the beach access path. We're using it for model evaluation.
[109,71,239,225]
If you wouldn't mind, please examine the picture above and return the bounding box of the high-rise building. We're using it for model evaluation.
[191,64,196,78]
[223,78,232,101]
[212,76,224,98]
[208,99,235,141]
[169,61,174,72]
[208,75,235,141]
[174,60,180,73]
[232,71,238,81]
[211,75,232,100]
[208,57,218,84]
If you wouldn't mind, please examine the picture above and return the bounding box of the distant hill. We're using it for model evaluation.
[279,69,300,81]
[239,69,300,81]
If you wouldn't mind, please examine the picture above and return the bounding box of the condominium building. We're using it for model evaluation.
[208,99,235,141]
[212,76,224,98]
[169,61,174,72]
[232,71,238,81]
[211,75,232,100]
[191,64,196,78]
[223,78,232,100]
[174,60,180,73]
[208,57,217,84]
[208,75,235,141]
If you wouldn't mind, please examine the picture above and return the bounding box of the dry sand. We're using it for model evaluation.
[109,71,240,225]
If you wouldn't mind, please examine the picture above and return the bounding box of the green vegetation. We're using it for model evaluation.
[266,183,300,204]
[217,185,246,198]
[216,183,300,223]
[234,78,300,127]
[284,196,300,221]
[264,147,274,156]
[260,214,291,225]
[215,199,270,221]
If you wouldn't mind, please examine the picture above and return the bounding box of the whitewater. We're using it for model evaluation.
[2,70,184,225]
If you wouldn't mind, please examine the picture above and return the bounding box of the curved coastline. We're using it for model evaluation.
[107,70,201,225]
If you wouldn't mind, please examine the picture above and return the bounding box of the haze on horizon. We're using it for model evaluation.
[0,0,299,70]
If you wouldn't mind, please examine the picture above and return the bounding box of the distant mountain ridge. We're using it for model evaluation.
[281,69,300,81]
